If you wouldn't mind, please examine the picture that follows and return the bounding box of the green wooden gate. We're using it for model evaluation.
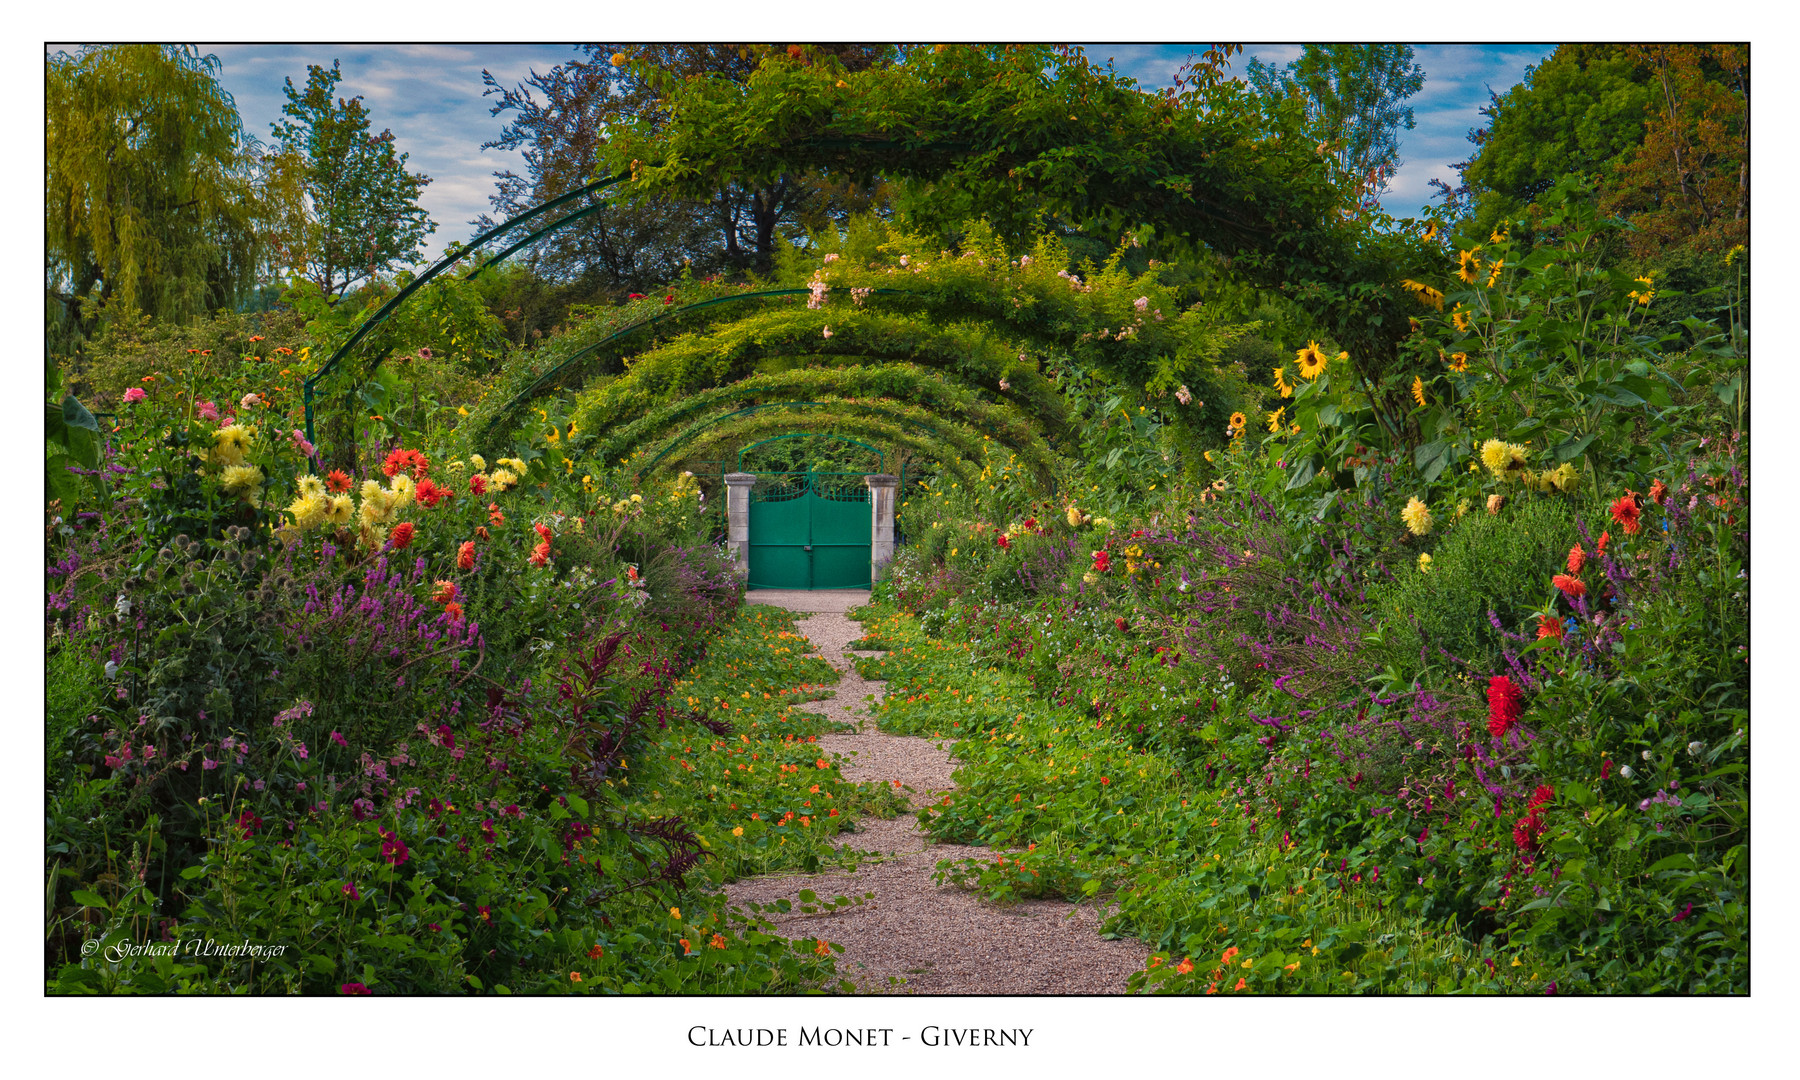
[747,472,871,590]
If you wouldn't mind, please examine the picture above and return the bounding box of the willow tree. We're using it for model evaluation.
[46,45,265,343]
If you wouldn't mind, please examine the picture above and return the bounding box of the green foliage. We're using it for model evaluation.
[1244,45,1425,206]
[1369,495,1577,675]
[46,45,265,343]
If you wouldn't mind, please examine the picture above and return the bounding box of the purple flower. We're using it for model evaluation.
[343,881,361,901]
[1672,902,1694,923]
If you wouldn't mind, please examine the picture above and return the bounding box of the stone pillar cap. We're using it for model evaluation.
[723,472,758,483]
[864,473,900,486]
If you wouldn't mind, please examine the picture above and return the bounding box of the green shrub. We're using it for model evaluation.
[1369,493,1579,674]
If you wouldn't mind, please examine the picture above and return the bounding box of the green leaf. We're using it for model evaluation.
[1413,439,1452,482]
[1591,384,1647,407]
[62,393,100,434]
[1284,456,1317,491]
[1550,430,1599,462]
[70,890,108,909]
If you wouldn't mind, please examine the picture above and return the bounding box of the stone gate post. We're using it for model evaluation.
[723,472,756,578]
[865,474,899,583]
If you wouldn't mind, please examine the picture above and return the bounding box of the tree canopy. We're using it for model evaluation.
[46,45,264,340]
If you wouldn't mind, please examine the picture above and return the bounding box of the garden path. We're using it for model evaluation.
[726,589,1149,994]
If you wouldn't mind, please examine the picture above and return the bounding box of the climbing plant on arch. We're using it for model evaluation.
[600,44,1449,439]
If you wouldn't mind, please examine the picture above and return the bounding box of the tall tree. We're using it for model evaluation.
[46,45,264,342]
[1245,45,1426,209]
[479,44,892,284]
[268,61,435,299]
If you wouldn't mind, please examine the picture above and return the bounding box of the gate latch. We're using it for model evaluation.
[803,545,814,552]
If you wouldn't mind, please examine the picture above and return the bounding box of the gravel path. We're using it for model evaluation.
[729,589,1150,994]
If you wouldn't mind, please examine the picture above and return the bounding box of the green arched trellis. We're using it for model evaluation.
[734,432,883,473]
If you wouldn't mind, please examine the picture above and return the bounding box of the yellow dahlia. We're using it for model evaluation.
[286,492,328,531]
[295,473,326,500]
[1480,438,1527,477]
[469,454,487,472]
[1546,462,1580,493]
[1401,496,1432,536]
[1418,552,1433,573]
[388,473,416,506]
[221,464,263,498]
[490,468,520,492]
[213,424,253,467]
[324,494,354,525]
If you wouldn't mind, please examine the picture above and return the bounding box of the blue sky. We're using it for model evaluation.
[53,43,1553,265]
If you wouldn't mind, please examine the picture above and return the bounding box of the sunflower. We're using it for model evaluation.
[1451,305,1472,333]
[1486,259,1505,287]
[1446,351,1470,373]
[295,474,326,500]
[1294,341,1330,380]
[1456,247,1482,284]
[1228,411,1247,434]
[1480,438,1528,477]
[324,494,354,525]
[1421,221,1438,242]
[1272,366,1293,398]
[1627,275,1656,305]
[1401,496,1433,536]
[1401,279,1444,311]
[1266,406,1286,434]
[1411,376,1427,408]
[1490,227,1508,244]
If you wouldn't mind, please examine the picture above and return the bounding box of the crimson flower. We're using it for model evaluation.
[339,983,372,995]
[388,522,415,550]
[1487,675,1523,738]
[236,809,263,838]
[469,473,488,495]
[1114,616,1127,631]
[379,827,410,866]
[343,881,361,901]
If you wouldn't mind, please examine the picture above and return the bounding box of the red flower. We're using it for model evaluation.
[432,580,458,604]
[1566,545,1585,575]
[415,478,451,508]
[1527,784,1555,812]
[236,809,263,838]
[628,293,645,300]
[379,827,410,866]
[388,522,415,550]
[457,541,476,571]
[469,473,488,495]
[475,526,490,542]
[1535,614,1564,641]
[664,294,675,305]
[1512,814,1545,852]
[1648,478,1668,505]
[534,522,553,545]
[1596,530,1610,555]
[1552,574,1586,599]
[339,982,372,995]
[489,503,505,527]
[1487,675,1523,739]
[529,541,551,567]
[995,533,1010,549]
[1114,616,1128,631]
[325,469,352,493]
[1609,494,1642,535]
[444,601,465,621]
[1092,550,1111,573]
[1601,758,1614,780]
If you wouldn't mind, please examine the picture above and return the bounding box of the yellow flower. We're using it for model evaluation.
[1401,279,1444,311]
[489,468,519,492]
[1454,498,1470,520]
[1421,221,1438,242]
[294,474,326,500]
[286,492,327,530]
[732,826,744,837]
[388,473,416,506]
[1294,341,1330,380]
[1627,275,1656,305]
[1480,438,1527,477]
[457,406,469,416]
[1411,376,1427,408]
[1546,461,1579,493]
[1486,259,1505,287]
[1228,411,1247,433]
[1418,552,1432,573]
[220,464,263,498]
[360,479,386,505]
[1451,305,1471,333]
[470,454,487,472]
[1490,227,1508,244]
[1266,406,1286,433]
[1456,247,1482,284]
[324,494,354,525]
[1401,496,1432,536]
[213,424,253,467]
[1272,366,1293,398]
[1446,351,1470,373]
[1066,506,1084,528]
